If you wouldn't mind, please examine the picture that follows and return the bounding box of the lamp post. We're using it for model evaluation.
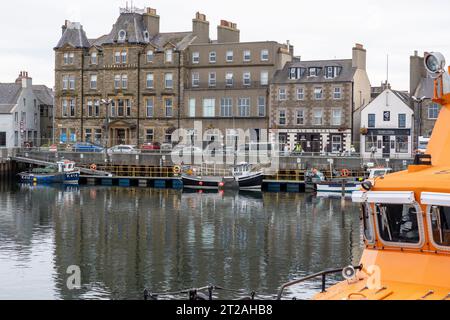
[101,98,113,151]
[411,96,429,152]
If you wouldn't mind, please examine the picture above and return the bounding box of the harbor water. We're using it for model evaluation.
[0,182,364,300]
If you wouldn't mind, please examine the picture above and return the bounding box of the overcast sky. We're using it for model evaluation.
[1,0,449,91]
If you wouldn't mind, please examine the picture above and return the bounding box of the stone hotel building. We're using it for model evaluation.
[54,7,292,146]
[269,45,371,153]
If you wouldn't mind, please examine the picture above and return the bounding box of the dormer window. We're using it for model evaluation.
[118,30,127,42]
[165,49,173,63]
[143,31,150,42]
[325,66,342,79]
[90,52,97,65]
[289,67,306,80]
[309,68,319,77]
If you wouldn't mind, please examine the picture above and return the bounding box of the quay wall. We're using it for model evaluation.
[17,150,413,172]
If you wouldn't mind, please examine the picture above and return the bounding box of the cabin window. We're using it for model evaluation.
[429,206,450,247]
[375,204,421,245]
[361,204,375,243]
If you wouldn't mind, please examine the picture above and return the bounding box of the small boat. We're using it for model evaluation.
[18,160,80,185]
[316,180,361,193]
[232,163,264,191]
[181,163,263,191]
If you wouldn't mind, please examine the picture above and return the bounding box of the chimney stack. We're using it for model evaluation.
[410,50,426,96]
[192,12,210,44]
[16,71,32,88]
[217,20,240,43]
[352,43,367,70]
[143,7,160,37]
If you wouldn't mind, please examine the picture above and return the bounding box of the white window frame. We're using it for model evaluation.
[165,73,173,89]
[203,99,216,117]
[208,72,216,87]
[209,51,217,63]
[189,98,196,118]
[296,87,304,100]
[165,49,173,63]
[314,87,323,100]
[296,109,305,125]
[226,72,234,87]
[261,49,269,61]
[238,98,250,117]
[146,73,154,89]
[243,50,251,62]
[146,98,154,118]
[333,87,342,100]
[260,71,269,86]
[192,52,200,64]
[243,72,251,86]
[279,110,287,126]
[226,50,234,62]
[278,88,287,101]
[313,109,323,125]
[146,50,154,63]
[192,72,200,87]
[332,108,342,126]
[90,74,97,90]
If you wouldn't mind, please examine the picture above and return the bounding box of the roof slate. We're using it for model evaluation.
[33,85,54,106]
[272,59,356,84]
[55,22,90,49]
[0,83,21,113]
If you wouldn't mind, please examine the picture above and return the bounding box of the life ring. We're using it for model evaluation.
[341,169,350,177]
[173,165,181,174]
[24,142,31,148]
[90,164,97,171]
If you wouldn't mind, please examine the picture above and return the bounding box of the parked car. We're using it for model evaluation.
[107,145,140,155]
[73,142,104,153]
[171,145,203,157]
[141,142,161,152]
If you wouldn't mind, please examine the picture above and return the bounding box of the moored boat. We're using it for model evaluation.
[232,163,264,191]
[18,160,80,185]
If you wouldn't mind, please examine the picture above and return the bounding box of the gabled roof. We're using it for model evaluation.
[272,59,355,84]
[0,83,21,114]
[362,88,412,113]
[55,22,90,49]
[33,85,54,106]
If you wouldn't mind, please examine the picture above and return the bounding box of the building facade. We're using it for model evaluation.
[410,51,442,144]
[33,85,54,144]
[0,72,43,148]
[360,88,413,159]
[54,7,291,147]
[269,44,371,154]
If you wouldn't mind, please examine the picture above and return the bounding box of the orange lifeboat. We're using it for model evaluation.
[278,52,450,300]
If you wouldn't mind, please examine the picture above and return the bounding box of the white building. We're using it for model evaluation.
[360,88,413,159]
[0,72,41,148]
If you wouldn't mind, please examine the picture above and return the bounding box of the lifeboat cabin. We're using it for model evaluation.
[278,52,450,300]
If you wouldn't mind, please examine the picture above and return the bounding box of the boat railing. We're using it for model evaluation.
[276,265,363,300]
[144,285,257,301]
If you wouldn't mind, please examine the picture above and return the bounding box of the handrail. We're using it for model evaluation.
[276,265,363,300]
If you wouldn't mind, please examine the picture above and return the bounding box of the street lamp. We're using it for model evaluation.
[411,95,429,152]
[101,98,113,149]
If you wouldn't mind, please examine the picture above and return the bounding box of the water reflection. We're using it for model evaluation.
[0,182,364,300]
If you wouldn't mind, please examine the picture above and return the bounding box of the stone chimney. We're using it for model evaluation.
[62,20,69,36]
[217,20,240,43]
[16,71,32,88]
[192,12,210,44]
[352,43,367,70]
[143,7,160,37]
[410,50,426,96]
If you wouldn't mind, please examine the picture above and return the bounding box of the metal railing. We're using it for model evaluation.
[276,265,363,300]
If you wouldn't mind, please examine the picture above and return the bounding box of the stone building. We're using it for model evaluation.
[182,15,292,146]
[33,85,54,144]
[269,44,371,153]
[410,51,441,144]
[54,7,292,147]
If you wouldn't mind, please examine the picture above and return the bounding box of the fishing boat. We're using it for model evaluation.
[18,160,80,185]
[181,163,263,191]
[277,52,450,300]
[232,163,264,191]
[315,168,392,193]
